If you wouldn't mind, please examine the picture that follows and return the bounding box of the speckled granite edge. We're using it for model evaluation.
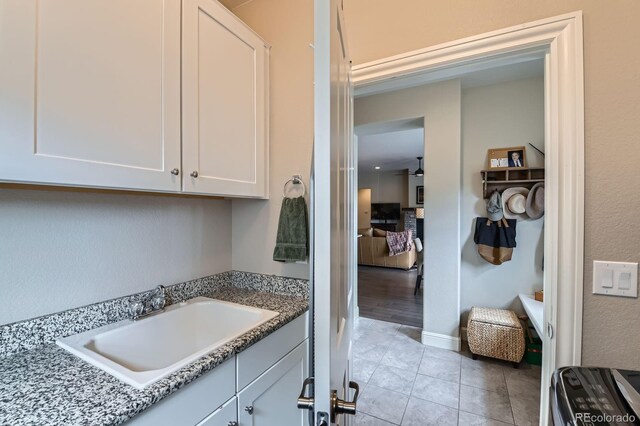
[0,271,308,359]
[0,287,308,426]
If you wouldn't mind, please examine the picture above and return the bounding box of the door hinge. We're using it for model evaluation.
[297,377,315,411]
[317,412,329,426]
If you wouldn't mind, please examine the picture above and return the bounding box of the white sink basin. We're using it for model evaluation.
[57,297,279,389]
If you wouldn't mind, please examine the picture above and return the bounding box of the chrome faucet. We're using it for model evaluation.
[129,285,166,320]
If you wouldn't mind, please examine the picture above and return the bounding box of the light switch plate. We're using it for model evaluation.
[593,261,638,298]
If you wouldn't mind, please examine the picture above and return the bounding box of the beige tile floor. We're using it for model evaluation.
[353,317,542,426]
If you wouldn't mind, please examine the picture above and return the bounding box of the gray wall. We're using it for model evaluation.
[356,79,463,344]
[0,189,231,325]
[460,77,545,324]
[358,170,406,205]
[0,0,314,326]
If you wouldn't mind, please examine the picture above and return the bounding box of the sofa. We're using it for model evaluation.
[357,228,417,270]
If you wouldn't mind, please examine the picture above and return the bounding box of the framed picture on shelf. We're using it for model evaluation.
[416,186,424,204]
[487,146,527,169]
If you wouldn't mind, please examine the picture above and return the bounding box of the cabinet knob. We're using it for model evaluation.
[244,405,254,415]
[190,171,199,178]
[170,168,180,175]
[228,422,238,426]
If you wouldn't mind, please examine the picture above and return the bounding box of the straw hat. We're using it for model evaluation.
[526,183,545,219]
[502,187,530,220]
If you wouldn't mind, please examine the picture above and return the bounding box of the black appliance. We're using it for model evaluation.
[371,203,401,221]
[551,367,640,425]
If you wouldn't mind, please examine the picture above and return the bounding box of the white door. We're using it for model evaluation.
[237,342,308,426]
[0,0,181,192]
[357,188,371,229]
[307,0,357,425]
[182,0,268,198]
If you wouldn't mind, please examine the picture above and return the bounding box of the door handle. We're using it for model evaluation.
[547,322,554,339]
[331,381,360,421]
[297,377,314,410]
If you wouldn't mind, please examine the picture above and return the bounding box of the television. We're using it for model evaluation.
[371,203,401,221]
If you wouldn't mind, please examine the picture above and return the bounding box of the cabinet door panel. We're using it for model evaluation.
[197,8,255,183]
[196,396,237,426]
[182,0,268,197]
[0,0,181,191]
[237,341,308,426]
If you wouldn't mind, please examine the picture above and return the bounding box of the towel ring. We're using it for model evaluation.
[283,175,306,198]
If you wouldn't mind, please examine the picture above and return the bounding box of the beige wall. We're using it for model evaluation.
[230,0,313,280]
[344,0,640,369]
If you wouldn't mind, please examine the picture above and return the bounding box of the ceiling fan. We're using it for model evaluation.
[410,157,424,176]
[391,156,424,176]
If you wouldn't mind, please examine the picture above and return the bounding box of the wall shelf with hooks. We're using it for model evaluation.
[481,167,545,199]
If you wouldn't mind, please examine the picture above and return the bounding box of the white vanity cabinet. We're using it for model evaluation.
[128,357,237,426]
[0,0,269,198]
[127,312,308,426]
[196,396,238,426]
[0,0,182,192]
[182,0,269,198]
[237,342,308,426]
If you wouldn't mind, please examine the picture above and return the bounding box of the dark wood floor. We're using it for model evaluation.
[357,265,423,328]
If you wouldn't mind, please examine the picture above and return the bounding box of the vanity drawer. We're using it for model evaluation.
[236,312,308,390]
[128,358,235,425]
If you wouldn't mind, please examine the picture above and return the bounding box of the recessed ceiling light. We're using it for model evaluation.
[374,166,381,170]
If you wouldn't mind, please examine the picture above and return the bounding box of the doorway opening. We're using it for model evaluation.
[355,121,425,328]
[352,58,547,425]
[346,12,584,426]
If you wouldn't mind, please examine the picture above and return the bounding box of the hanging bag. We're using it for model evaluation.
[473,217,517,265]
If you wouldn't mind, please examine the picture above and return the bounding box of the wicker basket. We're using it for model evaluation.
[467,307,525,364]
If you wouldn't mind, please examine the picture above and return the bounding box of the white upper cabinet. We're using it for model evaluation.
[0,0,269,198]
[182,0,269,198]
[0,0,182,192]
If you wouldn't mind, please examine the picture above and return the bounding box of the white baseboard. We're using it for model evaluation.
[422,330,461,352]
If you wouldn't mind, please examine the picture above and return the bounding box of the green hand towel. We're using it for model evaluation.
[273,196,308,262]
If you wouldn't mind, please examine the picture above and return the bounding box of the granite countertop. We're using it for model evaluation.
[0,287,308,426]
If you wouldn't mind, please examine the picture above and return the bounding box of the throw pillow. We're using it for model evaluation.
[358,227,373,237]
[373,228,387,237]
